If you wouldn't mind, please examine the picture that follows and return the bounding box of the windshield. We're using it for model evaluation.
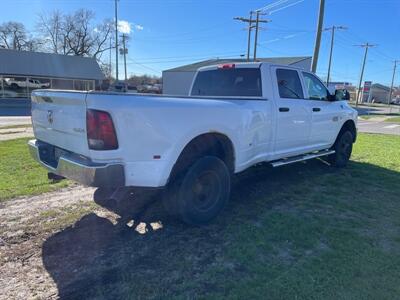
[191,68,262,97]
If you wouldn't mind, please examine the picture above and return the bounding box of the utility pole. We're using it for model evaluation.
[355,43,376,107]
[253,11,269,61]
[324,26,347,86]
[247,11,253,61]
[120,34,128,82]
[114,0,119,81]
[253,11,260,61]
[388,60,399,105]
[234,12,269,62]
[311,0,325,73]
[109,37,112,78]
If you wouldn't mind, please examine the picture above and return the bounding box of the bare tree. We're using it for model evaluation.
[92,19,114,60]
[37,9,114,60]
[63,9,94,56]
[0,21,34,50]
[36,10,65,54]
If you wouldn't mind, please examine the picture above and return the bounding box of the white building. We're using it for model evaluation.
[162,56,312,95]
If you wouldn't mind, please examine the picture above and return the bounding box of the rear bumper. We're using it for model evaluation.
[28,139,125,187]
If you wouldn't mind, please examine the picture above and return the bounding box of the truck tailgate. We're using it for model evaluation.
[31,90,89,156]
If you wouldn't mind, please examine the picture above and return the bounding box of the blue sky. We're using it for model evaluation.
[2,0,400,85]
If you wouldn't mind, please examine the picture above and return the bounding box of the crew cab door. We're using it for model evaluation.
[271,67,311,157]
[300,72,342,147]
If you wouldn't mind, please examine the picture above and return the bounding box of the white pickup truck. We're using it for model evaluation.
[5,78,50,89]
[29,62,357,225]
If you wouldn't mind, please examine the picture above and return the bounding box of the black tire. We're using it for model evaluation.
[163,156,231,226]
[328,130,354,167]
[11,83,19,90]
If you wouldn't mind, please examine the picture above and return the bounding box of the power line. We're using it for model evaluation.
[141,20,232,40]
[256,0,289,12]
[127,53,245,65]
[234,12,270,61]
[134,29,239,43]
[268,0,305,14]
[126,59,162,74]
[341,30,395,62]
[131,51,245,62]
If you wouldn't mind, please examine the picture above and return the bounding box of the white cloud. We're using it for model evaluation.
[135,24,144,31]
[117,20,144,35]
[118,20,132,34]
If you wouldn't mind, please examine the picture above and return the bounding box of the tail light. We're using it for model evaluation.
[218,63,235,69]
[86,109,118,150]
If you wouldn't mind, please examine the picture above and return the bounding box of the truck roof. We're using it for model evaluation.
[198,62,262,72]
[197,61,307,72]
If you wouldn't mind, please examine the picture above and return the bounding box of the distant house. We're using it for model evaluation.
[368,83,391,103]
[0,49,105,99]
[162,56,312,95]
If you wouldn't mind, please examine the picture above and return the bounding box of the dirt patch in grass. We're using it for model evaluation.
[0,133,400,299]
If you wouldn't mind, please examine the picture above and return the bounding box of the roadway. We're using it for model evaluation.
[357,120,400,135]
[0,116,31,127]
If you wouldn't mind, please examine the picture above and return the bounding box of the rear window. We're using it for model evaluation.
[191,68,262,97]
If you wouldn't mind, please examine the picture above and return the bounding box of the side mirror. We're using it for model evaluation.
[334,89,350,101]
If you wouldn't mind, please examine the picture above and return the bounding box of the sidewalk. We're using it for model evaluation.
[0,126,33,141]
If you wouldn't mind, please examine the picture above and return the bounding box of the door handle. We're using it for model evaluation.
[312,107,321,112]
[279,107,290,112]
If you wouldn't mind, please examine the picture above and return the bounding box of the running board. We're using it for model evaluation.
[271,150,335,167]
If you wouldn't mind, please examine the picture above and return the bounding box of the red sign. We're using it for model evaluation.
[363,81,372,92]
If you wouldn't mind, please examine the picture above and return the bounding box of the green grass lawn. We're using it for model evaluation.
[0,138,69,201]
[384,116,400,123]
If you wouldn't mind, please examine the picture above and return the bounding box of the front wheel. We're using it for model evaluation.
[163,156,231,226]
[328,131,354,167]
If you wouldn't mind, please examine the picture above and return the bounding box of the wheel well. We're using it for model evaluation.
[338,120,357,143]
[168,133,235,183]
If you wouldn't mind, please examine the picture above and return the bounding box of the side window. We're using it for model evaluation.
[276,69,304,99]
[302,72,329,101]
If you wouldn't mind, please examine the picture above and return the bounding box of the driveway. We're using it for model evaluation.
[354,104,400,116]
[0,116,31,127]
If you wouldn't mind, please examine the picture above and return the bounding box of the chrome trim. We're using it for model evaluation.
[271,150,335,167]
[28,139,125,187]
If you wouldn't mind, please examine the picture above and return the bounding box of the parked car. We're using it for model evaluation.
[5,78,50,89]
[28,62,357,225]
[390,97,400,105]
[109,81,138,93]
[137,84,162,94]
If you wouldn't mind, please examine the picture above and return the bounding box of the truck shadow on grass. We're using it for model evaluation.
[42,159,400,299]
